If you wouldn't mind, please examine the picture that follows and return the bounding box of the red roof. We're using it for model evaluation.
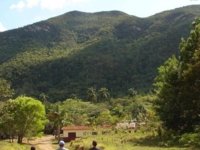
[62,126,92,130]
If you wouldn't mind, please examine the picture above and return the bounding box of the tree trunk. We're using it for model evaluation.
[17,135,23,143]
[57,124,60,142]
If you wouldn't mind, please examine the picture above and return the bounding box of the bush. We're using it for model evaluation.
[179,133,200,147]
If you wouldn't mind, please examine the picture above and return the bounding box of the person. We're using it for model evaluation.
[57,140,69,150]
[30,146,36,150]
[89,140,101,150]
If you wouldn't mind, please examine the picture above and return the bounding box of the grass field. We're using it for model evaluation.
[0,140,30,150]
[0,132,197,150]
[60,131,194,150]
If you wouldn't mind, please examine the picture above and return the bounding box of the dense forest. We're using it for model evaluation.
[0,5,200,101]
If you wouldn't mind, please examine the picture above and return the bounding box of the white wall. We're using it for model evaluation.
[63,130,91,137]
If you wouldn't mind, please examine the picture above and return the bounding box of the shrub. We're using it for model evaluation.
[179,133,200,147]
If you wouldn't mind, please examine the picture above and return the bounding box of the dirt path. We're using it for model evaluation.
[29,135,55,150]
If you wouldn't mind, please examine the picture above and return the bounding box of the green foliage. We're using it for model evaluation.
[0,78,14,101]
[69,131,188,150]
[95,109,118,125]
[0,96,48,143]
[0,141,29,150]
[128,87,137,99]
[48,101,67,141]
[154,20,200,134]
[87,87,97,103]
[154,56,182,132]
[179,133,200,147]
[61,99,106,126]
[46,94,156,128]
[128,99,148,122]
[97,87,110,102]
[0,6,200,101]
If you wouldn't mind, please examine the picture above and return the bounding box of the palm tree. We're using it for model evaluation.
[48,102,67,141]
[39,93,48,104]
[87,87,97,103]
[98,87,110,102]
[128,87,137,99]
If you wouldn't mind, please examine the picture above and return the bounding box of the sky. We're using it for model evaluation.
[0,0,200,32]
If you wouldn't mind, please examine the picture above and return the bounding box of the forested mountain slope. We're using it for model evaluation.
[0,5,199,101]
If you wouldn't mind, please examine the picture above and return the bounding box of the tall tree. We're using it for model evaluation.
[98,87,110,102]
[87,87,97,103]
[154,55,185,133]
[154,21,200,133]
[39,92,48,104]
[178,21,200,132]
[0,100,17,142]
[48,102,67,141]
[0,78,14,101]
[128,87,137,99]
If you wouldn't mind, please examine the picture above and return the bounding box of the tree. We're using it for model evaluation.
[0,78,14,101]
[0,96,48,143]
[128,87,137,99]
[127,99,148,122]
[61,99,105,126]
[39,92,48,104]
[0,100,17,142]
[154,55,184,133]
[192,17,200,27]
[154,21,200,133]
[87,87,97,103]
[98,87,110,102]
[178,22,200,132]
[48,102,67,141]
[95,109,117,125]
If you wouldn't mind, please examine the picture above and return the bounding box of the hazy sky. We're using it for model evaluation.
[0,0,200,31]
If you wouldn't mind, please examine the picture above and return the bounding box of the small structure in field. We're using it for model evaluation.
[62,126,92,142]
[116,120,137,133]
[61,125,113,142]
[61,123,139,142]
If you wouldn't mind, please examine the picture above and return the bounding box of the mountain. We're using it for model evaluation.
[0,5,199,101]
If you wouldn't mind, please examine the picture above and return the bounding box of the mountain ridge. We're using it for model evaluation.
[0,5,199,101]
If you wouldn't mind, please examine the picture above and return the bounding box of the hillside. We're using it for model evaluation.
[0,5,199,101]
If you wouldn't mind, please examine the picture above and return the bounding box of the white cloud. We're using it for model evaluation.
[0,22,7,32]
[10,0,90,11]
[26,0,40,8]
[40,0,68,10]
[10,1,25,11]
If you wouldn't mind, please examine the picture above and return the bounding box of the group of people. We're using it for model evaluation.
[30,140,100,150]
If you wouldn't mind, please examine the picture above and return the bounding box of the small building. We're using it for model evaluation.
[62,126,92,142]
[116,122,136,133]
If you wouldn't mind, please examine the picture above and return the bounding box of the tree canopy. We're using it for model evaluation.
[0,78,14,101]
[0,96,48,143]
[154,20,200,134]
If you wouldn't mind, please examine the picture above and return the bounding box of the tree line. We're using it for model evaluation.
[0,78,155,143]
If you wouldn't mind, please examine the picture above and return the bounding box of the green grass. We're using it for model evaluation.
[65,131,194,150]
[0,140,30,150]
[0,132,198,150]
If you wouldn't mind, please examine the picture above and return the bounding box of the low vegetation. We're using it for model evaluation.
[0,140,29,150]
